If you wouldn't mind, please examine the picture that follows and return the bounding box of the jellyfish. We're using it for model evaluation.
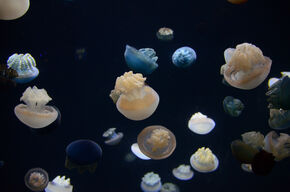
[230,140,259,164]
[0,0,30,20]
[137,125,176,160]
[172,47,197,68]
[7,53,39,83]
[0,160,4,168]
[220,43,272,90]
[0,63,18,90]
[251,150,275,176]
[65,139,102,173]
[161,183,180,192]
[187,112,215,135]
[102,128,123,145]
[172,164,194,180]
[141,172,162,192]
[241,164,252,173]
[124,152,137,162]
[156,27,174,41]
[45,176,73,192]
[268,71,290,88]
[110,71,159,121]
[124,45,158,75]
[223,96,244,117]
[131,143,151,160]
[241,131,264,150]
[268,108,290,130]
[190,147,219,173]
[227,0,248,4]
[24,168,49,192]
[75,47,87,61]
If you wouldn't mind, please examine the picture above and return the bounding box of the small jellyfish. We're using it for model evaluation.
[251,150,275,176]
[156,27,174,41]
[230,140,259,164]
[7,53,39,83]
[137,125,176,160]
[141,172,162,192]
[223,96,244,117]
[220,43,272,90]
[188,112,215,135]
[172,47,197,68]
[0,0,30,20]
[131,143,151,160]
[0,63,18,90]
[124,45,158,75]
[241,164,252,173]
[190,147,219,173]
[102,128,123,145]
[75,47,87,61]
[268,108,290,130]
[124,152,137,162]
[161,183,180,192]
[14,86,59,129]
[110,71,159,121]
[241,131,264,150]
[45,176,73,192]
[172,164,194,180]
[227,0,248,4]
[65,139,102,173]
[24,168,49,192]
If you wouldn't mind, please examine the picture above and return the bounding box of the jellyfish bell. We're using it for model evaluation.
[223,96,244,117]
[230,140,259,164]
[45,176,73,192]
[103,128,123,145]
[156,27,174,41]
[0,63,18,90]
[251,150,275,176]
[131,143,151,160]
[190,147,219,173]
[188,112,215,135]
[0,0,30,20]
[241,131,264,150]
[141,172,162,192]
[161,183,180,192]
[268,108,290,130]
[172,164,194,180]
[24,168,49,192]
[172,47,197,68]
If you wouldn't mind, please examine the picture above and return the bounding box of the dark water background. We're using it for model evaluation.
[0,0,289,191]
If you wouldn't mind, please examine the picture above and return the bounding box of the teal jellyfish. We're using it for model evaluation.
[172,47,196,68]
[223,96,244,117]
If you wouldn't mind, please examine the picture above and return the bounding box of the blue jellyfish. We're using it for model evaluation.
[124,45,158,75]
[223,96,244,117]
[172,47,196,68]
[7,53,39,84]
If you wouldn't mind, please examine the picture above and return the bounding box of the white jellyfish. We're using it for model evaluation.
[141,172,162,192]
[241,164,252,173]
[45,176,73,192]
[190,147,219,173]
[0,0,30,20]
[131,143,151,160]
[241,131,265,150]
[188,112,215,135]
[102,128,123,145]
[172,164,194,180]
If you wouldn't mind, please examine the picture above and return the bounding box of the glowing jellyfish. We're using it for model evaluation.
[14,86,59,129]
[103,128,123,145]
[65,139,102,173]
[172,164,194,180]
[190,147,219,173]
[156,27,174,41]
[172,47,197,68]
[223,96,244,117]
[0,0,30,20]
[124,45,158,75]
[7,53,39,83]
[137,125,176,160]
[241,131,264,150]
[161,183,180,192]
[241,164,252,173]
[110,71,159,121]
[268,108,290,130]
[24,168,49,192]
[45,176,73,192]
[188,112,215,135]
[131,143,151,160]
[220,43,272,90]
[251,150,275,176]
[231,140,259,164]
[141,172,162,192]
[227,0,248,4]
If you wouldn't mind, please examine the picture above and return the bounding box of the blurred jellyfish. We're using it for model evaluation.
[0,0,30,20]
[172,164,194,180]
[223,96,244,117]
[156,27,174,41]
[103,128,123,145]
[65,139,102,173]
[131,143,151,160]
[24,168,49,192]
[75,47,87,61]
[251,150,275,176]
[7,53,39,83]
[172,47,197,68]
[124,152,137,162]
[220,43,272,90]
[268,71,290,88]
[0,160,4,168]
[231,140,259,164]
[161,183,179,192]
[45,176,73,192]
[138,125,176,160]
[110,71,159,120]
[14,86,59,128]
[268,108,290,130]
[190,147,219,173]
[188,112,215,135]
[141,172,162,192]
[0,64,18,90]
[227,0,248,4]
[124,45,158,75]
[241,164,252,173]
[241,131,264,150]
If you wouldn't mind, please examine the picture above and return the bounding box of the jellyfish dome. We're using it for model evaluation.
[156,27,174,41]
[131,143,151,160]
[0,0,30,20]
[141,172,162,192]
[110,71,159,121]
[45,176,73,192]
[172,164,194,180]
[241,131,265,150]
[230,140,259,164]
[7,53,39,83]
[188,112,215,135]
[172,47,196,68]
[24,168,49,192]
[103,128,123,145]
[161,183,180,192]
[190,147,219,173]
[223,96,244,117]
[220,43,272,90]
[268,108,290,130]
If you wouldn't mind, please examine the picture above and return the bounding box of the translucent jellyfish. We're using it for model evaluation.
[231,140,259,164]
[241,131,264,150]
[268,108,290,130]
[7,53,39,83]
[65,139,102,173]
[110,71,159,121]
[223,96,244,117]
[172,47,197,68]
[124,45,158,75]
[102,128,123,145]
[161,183,180,192]
[190,147,219,173]
[251,150,275,176]
[227,0,248,4]
[45,176,73,192]
[0,0,30,20]
[131,143,151,160]
[172,164,194,180]
[0,63,18,90]
[24,168,49,192]
[188,112,215,135]
[137,125,176,160]
[220,43,272,90]
[124,152,137,162]
[156,27,174,41]
[14,86,59,129]
[141,172,162,192]
[241,164,252,173]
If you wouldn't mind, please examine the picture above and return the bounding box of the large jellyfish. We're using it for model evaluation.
[24,168,49,192]
[156,27,174,41]
[172,164,194,180]
[0,0,30,20]
[137,125,176,160]
[223,96,244,117]
[268,108,290,130]
[172,47,197,68]
[102,128,123,145]
[141,172,162,192]
[161,183,179,192]
[220,43,272,90]
[131,143,151,160]
[110,71,159,121]
[45,176,73,192]
[187,112,215,135]
[190,147,219,173]
[14,86,59,129]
